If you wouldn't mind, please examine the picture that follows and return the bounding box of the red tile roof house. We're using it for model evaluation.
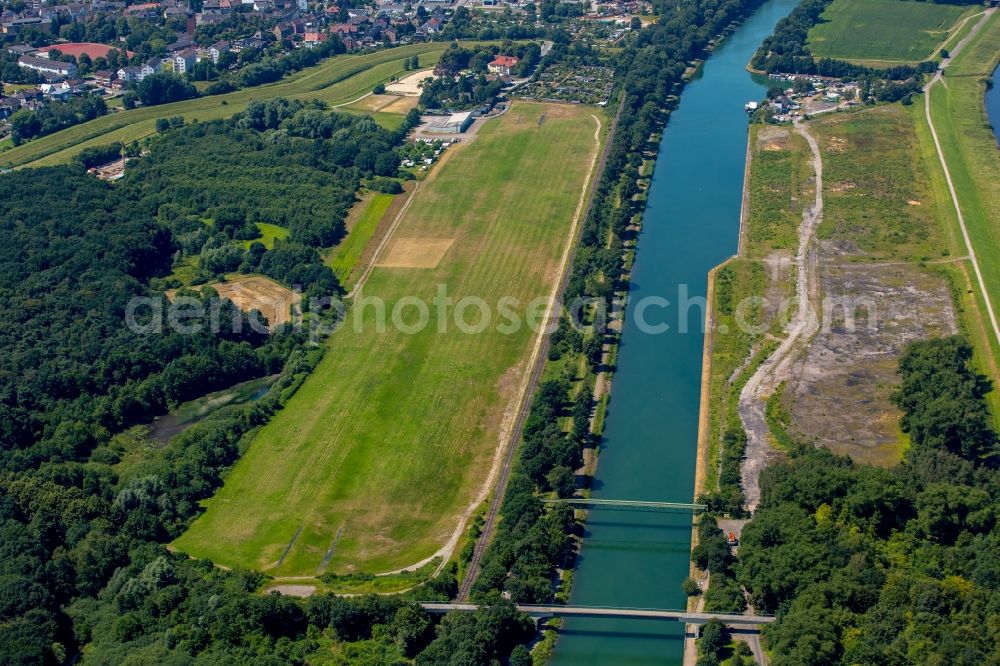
[302,31,328,46]
[487,55,519,76]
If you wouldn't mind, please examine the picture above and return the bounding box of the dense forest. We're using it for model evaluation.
[0,97,410,463]
[692,336,1000,664]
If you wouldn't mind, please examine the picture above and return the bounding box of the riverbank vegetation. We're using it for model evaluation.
[739,336,1000,663]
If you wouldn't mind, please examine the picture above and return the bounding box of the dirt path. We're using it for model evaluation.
[739,120,823,512]
[923,8,1000,351]
[332,91,372,109]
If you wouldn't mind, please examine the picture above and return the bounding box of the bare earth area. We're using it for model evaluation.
[739,116,958,508]
[785,260,956,465]
[169,275,302,328]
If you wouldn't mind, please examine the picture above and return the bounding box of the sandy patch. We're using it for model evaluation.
[385,69,436,96]
[269,584,316,597]
[349,94,399,112]
[381,95,420,114]
[757,126,791,151]
[376,237,454,268]
[170,275,302,328]
[786,262,957,466]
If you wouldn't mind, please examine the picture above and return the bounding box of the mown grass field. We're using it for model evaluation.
[0,43,448,169]
[174,102,602,576]
[242,223,289,250]
[806,0,973,64]
[328,192,395,285]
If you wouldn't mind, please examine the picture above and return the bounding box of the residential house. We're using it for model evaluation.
[209,40,230,63]
[117,65,142,82]
[141,59,162,78]
[231,37,268,52]
[39,81,72,100]
[331,22,358,37]
[18,54,76,78]
[12,89,44,110]
[418,16,443,36]
[303,30,328,46]
[93,69,114,86]
[487,55,519,75]
[172,48,197,74]
[382,27,398,43]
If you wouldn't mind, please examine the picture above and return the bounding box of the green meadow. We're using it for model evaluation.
[807,0,973,65]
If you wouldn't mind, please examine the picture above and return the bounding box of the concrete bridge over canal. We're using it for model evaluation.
[418,603,774,626]
[540,498,706,512]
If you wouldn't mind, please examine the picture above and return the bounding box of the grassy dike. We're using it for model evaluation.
[920,10,1000,408]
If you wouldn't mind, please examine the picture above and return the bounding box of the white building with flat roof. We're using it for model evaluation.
[429,111,473,133]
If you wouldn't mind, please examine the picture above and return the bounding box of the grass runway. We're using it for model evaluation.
[174,102,603,576]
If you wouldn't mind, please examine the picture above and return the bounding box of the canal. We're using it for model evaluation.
[550,0,797,663]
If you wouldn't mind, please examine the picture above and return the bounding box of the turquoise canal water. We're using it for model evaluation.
[988,62,1000,144]
[550,1,797,662]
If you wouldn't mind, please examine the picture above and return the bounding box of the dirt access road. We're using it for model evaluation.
[739,120,823,511]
